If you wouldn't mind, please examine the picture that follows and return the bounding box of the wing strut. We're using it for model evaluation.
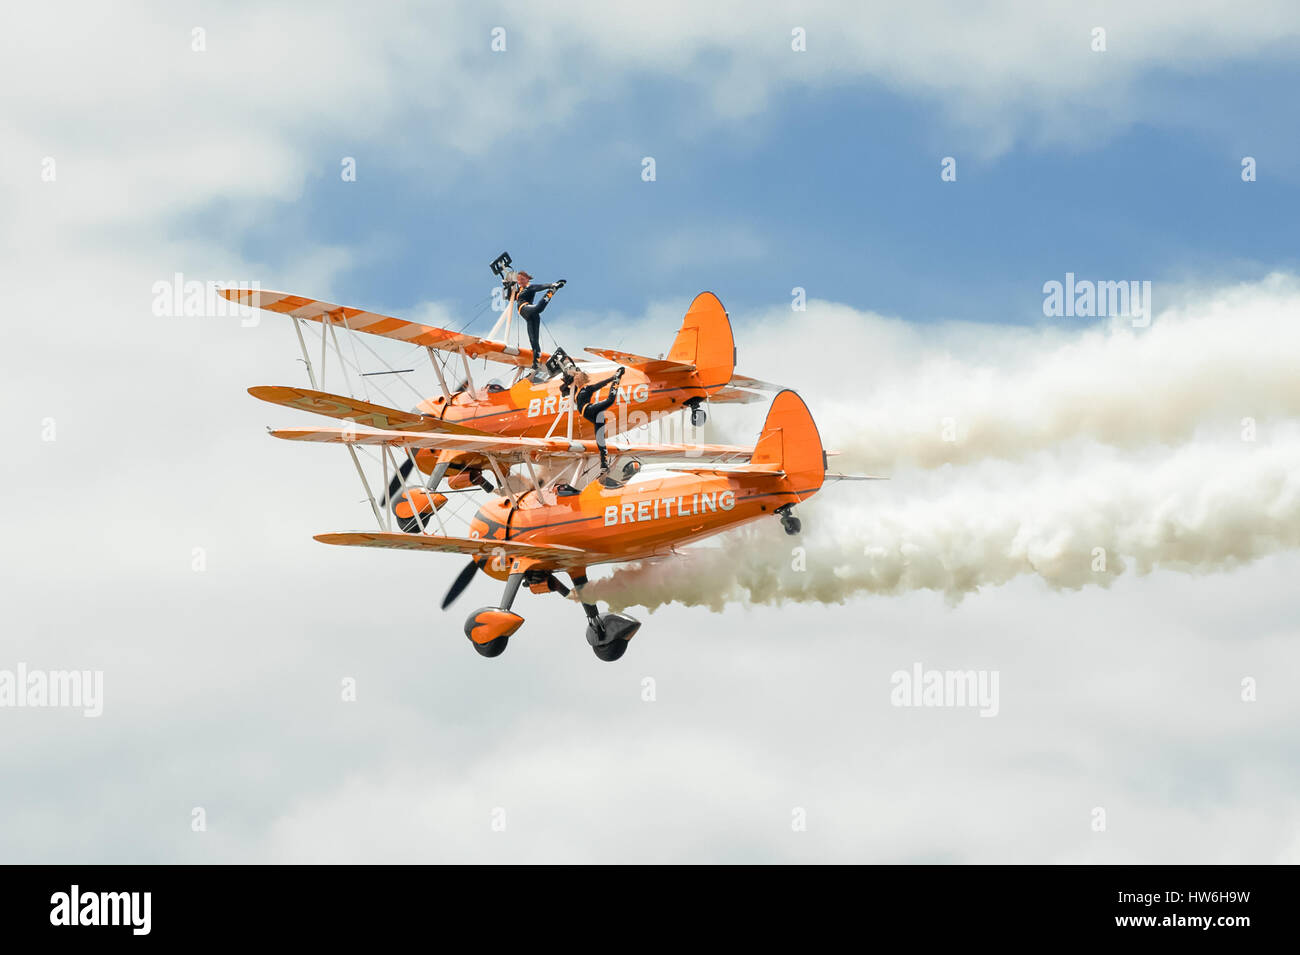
[291,317,319,390]
[346,444,385,530]
[427,346,452,400]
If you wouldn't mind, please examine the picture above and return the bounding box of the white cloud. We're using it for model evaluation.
[5,0,1299,248]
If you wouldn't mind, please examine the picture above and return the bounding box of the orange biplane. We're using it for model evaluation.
[220,283,771,531]
[284,389,859,661]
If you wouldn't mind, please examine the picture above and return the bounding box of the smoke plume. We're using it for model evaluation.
[586,278,1300,610]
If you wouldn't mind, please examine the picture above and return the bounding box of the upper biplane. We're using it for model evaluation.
[220,270,771,529]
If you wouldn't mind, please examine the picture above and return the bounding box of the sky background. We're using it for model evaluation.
[2,1,1299,863]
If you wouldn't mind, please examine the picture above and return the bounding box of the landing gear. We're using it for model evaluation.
[460,569,642,662]
[776,504,801,536]
[464,573,525,658]
[473,634,510,657]
[686,397,707,428]
[593,637,628,662]
[586,610,641,661]
[394,489,448,533]
[572,573,641,662]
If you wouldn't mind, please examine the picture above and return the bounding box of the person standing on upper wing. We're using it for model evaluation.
[512,270,566,379]
[574,366,626,475]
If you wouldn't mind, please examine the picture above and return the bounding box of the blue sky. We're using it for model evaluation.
[222,52,1300,335]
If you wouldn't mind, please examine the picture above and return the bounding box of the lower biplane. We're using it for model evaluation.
[279,389,872,662]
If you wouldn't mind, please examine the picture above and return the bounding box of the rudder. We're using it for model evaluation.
[751,390,826,496]
[667,291,736,391]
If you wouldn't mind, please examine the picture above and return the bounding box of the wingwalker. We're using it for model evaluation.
[220,253,876,662]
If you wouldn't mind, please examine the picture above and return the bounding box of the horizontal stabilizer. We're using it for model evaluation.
[708,386,767,405]
[708,371,780,405]
[582,347,694,375]
[668,464,785,478]
[727,373,781,391]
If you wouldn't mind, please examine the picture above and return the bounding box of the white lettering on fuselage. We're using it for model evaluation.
[527,383,650,418]
[604,489,736,526]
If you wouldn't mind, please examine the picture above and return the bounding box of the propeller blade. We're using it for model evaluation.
[379,456,416,507]
[441,559,480,610]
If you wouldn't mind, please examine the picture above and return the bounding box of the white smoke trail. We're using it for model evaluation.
[732,274,1300,472]
[585,278,1300,611]
[586,437,1300,611]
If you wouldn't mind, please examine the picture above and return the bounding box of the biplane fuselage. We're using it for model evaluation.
[468,468,808,582]
[451,389,828,586]
[409,364,712,480]
[417,365,698,439]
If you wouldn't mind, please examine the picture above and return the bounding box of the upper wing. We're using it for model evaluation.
[314,532,592,570]
[270,425,753,465]
[582,347,694,375]
[220,288,547,368]
[248,385,487,435]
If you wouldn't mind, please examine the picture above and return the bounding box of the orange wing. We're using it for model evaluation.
[269,426,754,465]
[248,385,486,435]
[220,288,547,368]
[314,532,594,570]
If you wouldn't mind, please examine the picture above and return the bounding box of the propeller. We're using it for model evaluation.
[379,456,416,508]
[441,559,481,610]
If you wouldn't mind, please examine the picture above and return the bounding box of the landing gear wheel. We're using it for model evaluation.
[592,639,628,662]
[689,403,707,427]
[473,635,509,658]
[584,611,641,661]
[781,515,801,535]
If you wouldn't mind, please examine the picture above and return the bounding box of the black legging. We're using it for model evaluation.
[576,374,620,464]
[519,298,549,364]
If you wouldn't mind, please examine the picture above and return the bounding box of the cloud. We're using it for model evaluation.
[727,274,1300,472]
[6,0,1299,251]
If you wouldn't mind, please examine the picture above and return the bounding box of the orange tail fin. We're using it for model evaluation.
[667,292,736,391]
[751,390,826,498]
